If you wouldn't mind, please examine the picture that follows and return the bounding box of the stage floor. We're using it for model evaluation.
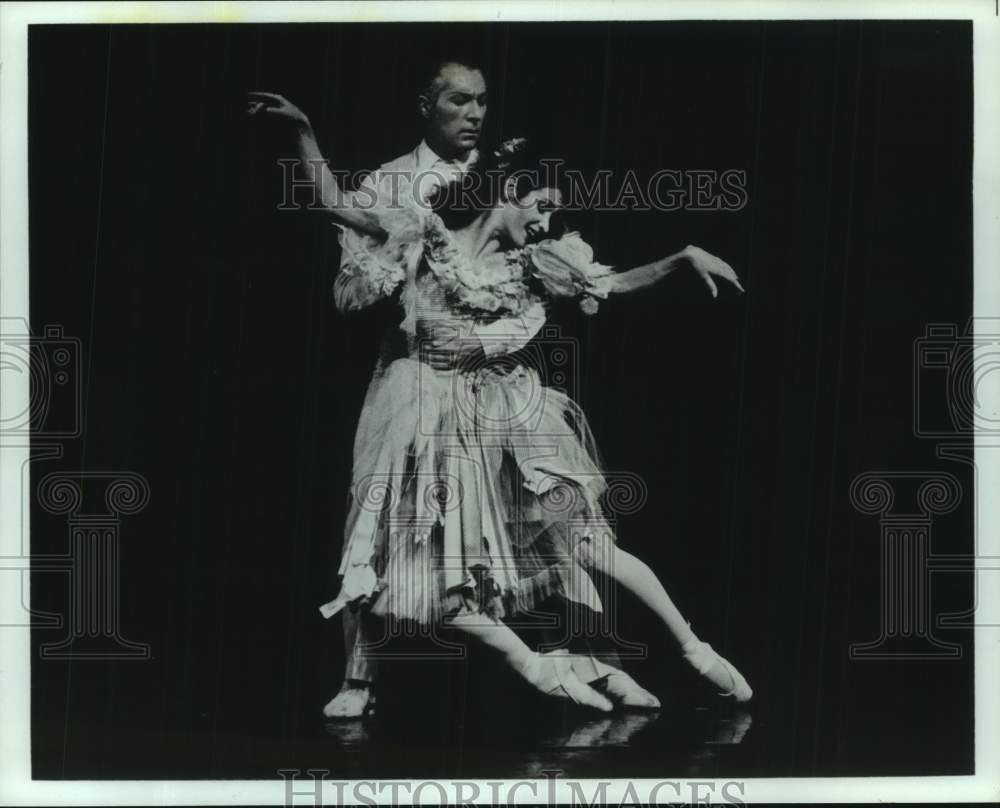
[322,702,755,780]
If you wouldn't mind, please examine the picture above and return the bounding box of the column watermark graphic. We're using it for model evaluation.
[328,469,652,662]
[849,317,1000,659]
[318,321,655,662]
[35,472,151,659]
[1,317,152,660]
[849,472,963,659]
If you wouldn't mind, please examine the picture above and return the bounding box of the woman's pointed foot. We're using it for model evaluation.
[569,656,660,710]
[601,670,661,710]
[323,680,373,719]
[681,639,752,703]
[520,650,614,712]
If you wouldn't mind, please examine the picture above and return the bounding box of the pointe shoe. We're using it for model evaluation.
[681,639,753,703]
[521,649,614,712]
[562,655,660,710]
[323,681,374,719]
[601,669,662,710]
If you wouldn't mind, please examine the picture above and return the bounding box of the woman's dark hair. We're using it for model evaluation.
[428,137,567,232]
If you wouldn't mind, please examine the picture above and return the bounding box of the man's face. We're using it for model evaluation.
[421,64,487,156]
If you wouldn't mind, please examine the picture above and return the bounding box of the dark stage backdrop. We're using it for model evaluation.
[29,21,973,779]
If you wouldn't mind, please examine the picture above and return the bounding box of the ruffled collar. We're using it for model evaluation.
[422,214,543,317]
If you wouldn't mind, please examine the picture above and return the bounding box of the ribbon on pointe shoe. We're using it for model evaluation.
[542,652,660,710]
[524,650,613,712]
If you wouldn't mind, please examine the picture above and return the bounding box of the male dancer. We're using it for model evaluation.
[249,59,660,718]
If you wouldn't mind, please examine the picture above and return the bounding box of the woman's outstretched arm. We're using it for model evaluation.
[247,92,386,238]
[597,245,745,298]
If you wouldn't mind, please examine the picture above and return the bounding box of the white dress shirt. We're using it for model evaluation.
[411,140,479,204]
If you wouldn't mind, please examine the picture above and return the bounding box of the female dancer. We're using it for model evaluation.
[248,92,752,714]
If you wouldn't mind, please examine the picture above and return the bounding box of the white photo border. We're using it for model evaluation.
[1,1,998,804]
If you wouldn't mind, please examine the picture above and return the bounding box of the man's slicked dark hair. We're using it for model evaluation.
[418,58,487,103]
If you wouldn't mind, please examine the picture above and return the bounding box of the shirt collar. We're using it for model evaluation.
[416,140,478,171]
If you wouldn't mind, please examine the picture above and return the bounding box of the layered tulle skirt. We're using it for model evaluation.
[320,356,616,626]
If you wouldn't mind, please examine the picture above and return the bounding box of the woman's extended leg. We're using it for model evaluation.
[325,609,616,717]
[585,541,752,702]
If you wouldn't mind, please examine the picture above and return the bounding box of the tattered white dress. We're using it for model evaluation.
[320,207,618,626]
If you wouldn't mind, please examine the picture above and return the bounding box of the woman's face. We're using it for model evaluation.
[499,187,564,247]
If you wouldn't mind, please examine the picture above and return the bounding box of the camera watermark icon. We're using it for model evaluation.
[895,316,1000,638]
[847,319,1000,658]
[416,322,582,440]
[1,318,152,660]
[1,447,65,630]
[914,318,1000,437]
[0,318,81,438]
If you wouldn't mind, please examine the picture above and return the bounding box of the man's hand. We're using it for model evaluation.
[318,563,380,619]
[247,91,312,133]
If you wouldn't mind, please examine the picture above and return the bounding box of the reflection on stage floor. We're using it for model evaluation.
[322,704,755,779]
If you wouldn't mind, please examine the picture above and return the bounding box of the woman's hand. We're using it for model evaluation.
[247,91,312,133]
[601,245,745,298]
[679,245,745,297]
